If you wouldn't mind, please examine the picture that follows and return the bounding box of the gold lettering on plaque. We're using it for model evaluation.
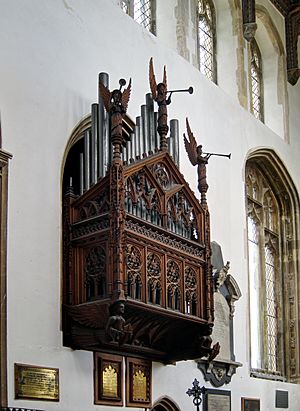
[15,364,59,401]
[133,369,147,401]
[102,365,118,398]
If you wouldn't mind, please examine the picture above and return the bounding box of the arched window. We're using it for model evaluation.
[121,0,155,33]
[246,150,300,381]
[197,0,217,82]
[249,39,264,122]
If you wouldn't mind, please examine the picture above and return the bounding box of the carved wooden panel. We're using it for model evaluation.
[126,244,144,300]
[147,251,163,305]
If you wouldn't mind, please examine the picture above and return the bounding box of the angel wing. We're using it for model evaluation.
[163,65,167,89]
[149,57,157,100]
[121,78,132,112]
[99,80,111,113]
[184,118,198,166]
[65,301,109,329]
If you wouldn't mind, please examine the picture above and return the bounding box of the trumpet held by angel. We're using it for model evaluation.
[184,118,209,197]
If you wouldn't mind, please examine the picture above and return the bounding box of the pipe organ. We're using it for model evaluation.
[63,68,217,363]
[76,73,180,196]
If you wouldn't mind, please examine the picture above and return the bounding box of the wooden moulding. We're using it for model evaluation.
[0,150,12,407]
[241,397,260,411]
[94,353,123,406]
[126,357,152,408]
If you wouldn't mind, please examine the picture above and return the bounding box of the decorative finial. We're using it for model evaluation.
[186,379,206,411]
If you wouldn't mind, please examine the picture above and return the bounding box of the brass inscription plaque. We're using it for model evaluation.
[15,363,59,401]
[132,370,147,401]
[102,365,118,398]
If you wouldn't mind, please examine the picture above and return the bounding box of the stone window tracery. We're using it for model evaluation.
[246,154,300,381]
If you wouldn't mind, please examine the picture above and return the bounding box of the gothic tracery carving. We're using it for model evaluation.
[126,245,143,299]
[167,260,181,310]
[85,246,106,300]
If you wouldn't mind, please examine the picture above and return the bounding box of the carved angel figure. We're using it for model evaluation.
[149,57,170,147]
[99,78,131,141]
[105,301,132,345]
[184,118,209,205]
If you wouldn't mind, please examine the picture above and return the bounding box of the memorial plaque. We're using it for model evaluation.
[14,363,59,401]
[94,353,123,406]
[203,389,231,411]
[212,292,230,359]
[126,357,152,408]
[275,390,288,408]
[241,397,260,411]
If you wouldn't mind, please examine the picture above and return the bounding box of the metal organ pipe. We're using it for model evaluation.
[84,130,90,191]
[91,103,98,185]
[141,105,149,156]
[146,93,155,154]
[135,122,141,159]
[154,112,159,151]
[170,119,179,166]
[79,152,84,195]
[98,72,109,178]
[129,133,135,163]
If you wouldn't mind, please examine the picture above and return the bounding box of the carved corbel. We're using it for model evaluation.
[286,6,300,85]
[197,358,242,387]
[242,0,257,41]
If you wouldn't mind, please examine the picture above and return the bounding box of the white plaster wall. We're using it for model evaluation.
[256,17,285,139]
[156,0,178,51]
[215,0,240,103]
[0,1,300,410]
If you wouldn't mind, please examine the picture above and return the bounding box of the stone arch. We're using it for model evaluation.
[151,396,181,411]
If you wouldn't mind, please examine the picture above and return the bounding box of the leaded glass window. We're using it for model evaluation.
[197,0,216,82]
[249,39,264,121]
[246,163,282,376]
[121,0,154,33]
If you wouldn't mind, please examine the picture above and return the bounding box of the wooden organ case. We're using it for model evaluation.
[62,66,218,364]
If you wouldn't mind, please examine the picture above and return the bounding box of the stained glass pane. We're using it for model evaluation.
[134,0,152,31]
[248,215,263,369]
[265,245,279,372]
[246,164,282,376]
[121,0,152,32]
[250,40,263,121]
[198,0,215,82]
